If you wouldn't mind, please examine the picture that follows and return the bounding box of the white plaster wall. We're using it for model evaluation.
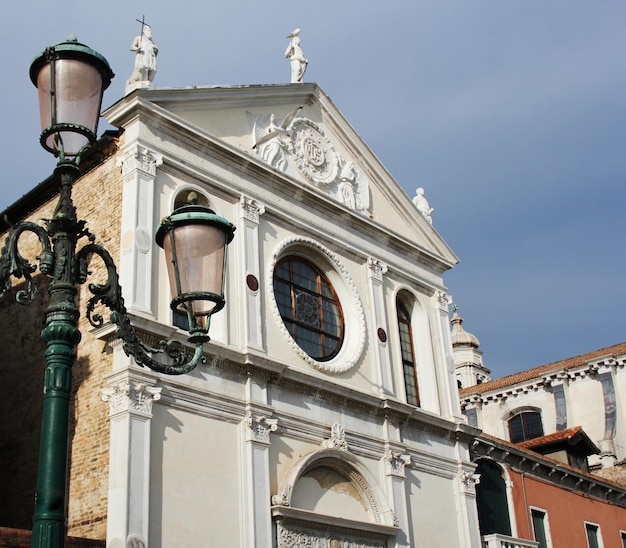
[149,406,241,548]
[568,376,608,447]
[405,469,461,547]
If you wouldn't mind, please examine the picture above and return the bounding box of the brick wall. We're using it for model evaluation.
[0,142,122,541]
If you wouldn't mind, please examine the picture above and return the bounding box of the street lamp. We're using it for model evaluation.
[0,37,235,547]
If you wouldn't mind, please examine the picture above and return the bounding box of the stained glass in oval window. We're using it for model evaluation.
[274,256,344,361]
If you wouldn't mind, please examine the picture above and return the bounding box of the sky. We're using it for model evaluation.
[0,1,625,379]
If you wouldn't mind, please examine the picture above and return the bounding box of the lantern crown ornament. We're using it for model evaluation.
[29,35,115,160]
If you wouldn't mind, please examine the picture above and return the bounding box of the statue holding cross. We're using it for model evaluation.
[125,17,158,94]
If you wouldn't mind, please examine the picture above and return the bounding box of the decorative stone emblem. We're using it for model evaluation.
[291,119,339,186]
[321,423,349,452]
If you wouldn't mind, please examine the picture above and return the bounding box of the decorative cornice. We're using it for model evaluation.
[101,380,161,416]
[471,436,626,507]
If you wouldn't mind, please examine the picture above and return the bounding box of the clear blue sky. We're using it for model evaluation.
[1,1,625,378]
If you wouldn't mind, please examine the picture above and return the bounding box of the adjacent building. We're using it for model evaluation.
[454,315,626,546]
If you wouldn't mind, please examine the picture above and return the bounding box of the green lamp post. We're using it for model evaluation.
[0,37,235,547]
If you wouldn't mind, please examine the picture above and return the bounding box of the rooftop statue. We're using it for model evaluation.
[284,28,308,83]
[126,21,158,94]
[413,187,434,224]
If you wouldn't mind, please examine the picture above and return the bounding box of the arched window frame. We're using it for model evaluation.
[506,407,544,444]
[396,296,420,407]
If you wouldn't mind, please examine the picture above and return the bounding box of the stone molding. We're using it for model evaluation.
[461,357,626,408]
[436,290,452,313]
[276,522,386,548]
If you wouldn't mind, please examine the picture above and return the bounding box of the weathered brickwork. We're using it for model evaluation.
[0,141,123,541]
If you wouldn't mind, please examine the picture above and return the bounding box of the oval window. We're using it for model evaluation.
[273,256,344,361]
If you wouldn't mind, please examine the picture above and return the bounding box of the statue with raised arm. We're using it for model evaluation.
[126,23,158,94]
[284,29,308,83]
[413,187,434,224]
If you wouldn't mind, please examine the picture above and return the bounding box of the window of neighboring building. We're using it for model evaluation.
[531,508,552,548]
[621,531,626,548]
[585,523,603,548]
[508,410,544,443]
[273,256,344,361]
[397,300,420,407]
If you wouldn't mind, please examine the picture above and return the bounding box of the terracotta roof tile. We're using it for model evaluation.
[518,426,583,448]
[459,341,626,397]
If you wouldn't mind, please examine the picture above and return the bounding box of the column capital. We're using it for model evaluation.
[117,145,163,177]
[102,380,161,417]
[240,195,266,224]
[367,257,388,282]
[244,411,278,444]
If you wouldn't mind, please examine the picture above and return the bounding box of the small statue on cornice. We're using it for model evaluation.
[126,19,158,94]
[285,28,308,83]
[413,187,434,224]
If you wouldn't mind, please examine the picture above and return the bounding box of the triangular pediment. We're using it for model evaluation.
[104,84,458,268]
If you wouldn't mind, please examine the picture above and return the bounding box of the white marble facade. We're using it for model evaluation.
[101,83,481,547]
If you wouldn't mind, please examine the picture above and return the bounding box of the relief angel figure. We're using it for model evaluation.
[252,106,302,171]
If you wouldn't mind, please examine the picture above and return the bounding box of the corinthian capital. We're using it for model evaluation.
[117,145,163,177]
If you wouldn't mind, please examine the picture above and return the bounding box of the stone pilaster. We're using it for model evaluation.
[240,377,275,547]
[102,369,161,548]
[239,195,266,351]
[117,145,163,317]
[367,258,394,396]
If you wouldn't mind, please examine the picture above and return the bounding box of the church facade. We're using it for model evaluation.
[0,82,482,547]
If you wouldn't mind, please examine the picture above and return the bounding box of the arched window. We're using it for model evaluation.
[508,409,544,443]
[397,300,420,407]
[273,256,344,361]
[475,459,512,537]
